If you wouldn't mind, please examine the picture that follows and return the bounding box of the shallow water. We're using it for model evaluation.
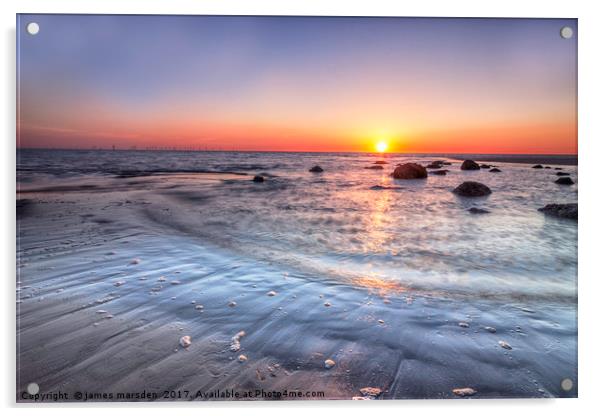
[16,149,577,400]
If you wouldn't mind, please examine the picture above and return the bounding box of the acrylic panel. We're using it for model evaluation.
[16,14,577,402]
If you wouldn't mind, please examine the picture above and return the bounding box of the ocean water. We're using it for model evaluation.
[18,149,577,301]
[16,149,578,400]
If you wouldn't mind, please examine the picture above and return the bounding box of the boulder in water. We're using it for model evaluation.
[373,160,388,165]
[538,203,577,220]
[252,175,264,182]
[556,172,570,176]
[480,164,491,169]
[364,165,384,170]
[309,165,324,173]
[453,181,492,197]
[461,160,480,170]
[532,164,543,169]
[489,168,501,173]
[555,177,574,185]
[391,163,427,179]
[431,170,448,176]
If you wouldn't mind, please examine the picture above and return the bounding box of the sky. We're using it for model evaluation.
[17,15,577,154]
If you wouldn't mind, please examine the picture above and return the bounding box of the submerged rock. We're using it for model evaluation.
[431,169,448,176]
[130,258,141,265]
[460,160,480,170]
[538,203,577,220]
[556,172,570,176]
[480,164,491,169]
[179,335,192,348]
[485,326,497,333]
[391,163,427,179]
[373,160,388,165]
[555,177,575,185]
[532,164,543,169]
[252,175,265,182]
[364,165,384,170]
[309,165,324,173]
[453,181,492,197]
[324,359,336,369]
[452,387,477,397]
[489,168,501,173]
[426,162,444,169]
[468,207,490,214]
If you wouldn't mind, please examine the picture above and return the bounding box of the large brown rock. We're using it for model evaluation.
[452,181,492,197]
[391,163,427,179]
[461,160,480,170]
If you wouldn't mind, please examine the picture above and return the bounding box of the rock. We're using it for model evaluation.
[544,166,552,169]
[364,165,384,170]
[431,170,448,176]
[179,335,192,348]
[373,160,388,164]
[555,177,574,185]
[532,164,543,169]
[556,172,570,176]
[309,165,324,173]
[498,340,512,350]
[195,304,204,310]
[458,322,470,328]
[238,354,248,362]
[442,161,452,165]
[426,162,444,169]
[267,290,277,296]
[538,203,577,220]
[460,160,480,170]
[324,302,331,307]
[452,387,477,397]
[359,387,382,399]
[324,359,336,369]
[468,207,490,214]
[252,175,264,182]
[453,181,492,197]
[555,167,563,170]
[391,163,427,179]
[485,326,497,333]
[489,168,501,173]
[228,300,237,307]
[480,164,491,169]
[170,280,181,285]
[114,281,125,287]
[130,258,141,265]
[230,331,246,352]
[378,319,385,324]
[158,276,167,282]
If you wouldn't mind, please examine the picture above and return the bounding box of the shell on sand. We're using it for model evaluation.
[324,359,336,369]
[179,335,192,348]
[238,354,248,362]
[230,331,246,352]
[267,291,277,297]
[359,387,382,398]
[499,340,512,350]
[452,387,477,397]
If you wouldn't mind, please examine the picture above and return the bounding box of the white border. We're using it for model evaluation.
[2,1,601,415]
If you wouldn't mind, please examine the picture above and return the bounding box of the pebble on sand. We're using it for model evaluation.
[359,387,382,399]
[238,354,248,362]
[158,276,167,282]
[179,335,192,348]
[452,387,477,397]
[267,291,277,296]
[378,319,385,324]
[228,301,237,307]
[130,258,141,265]
[458,322,470,328]
[499,340,512,350]
[96,310,108,314]
[195,305,204,310]
[230,331,246,352]
[324,359,336,369]
[485,326,497,333]
[114,281,125,287]
[170,280,181,285]
[324,302,331,307]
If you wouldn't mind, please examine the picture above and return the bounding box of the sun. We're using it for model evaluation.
[376,141,388,153]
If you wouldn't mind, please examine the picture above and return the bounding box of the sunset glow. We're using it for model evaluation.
[17,15,577,154]
[376,141,389,153]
